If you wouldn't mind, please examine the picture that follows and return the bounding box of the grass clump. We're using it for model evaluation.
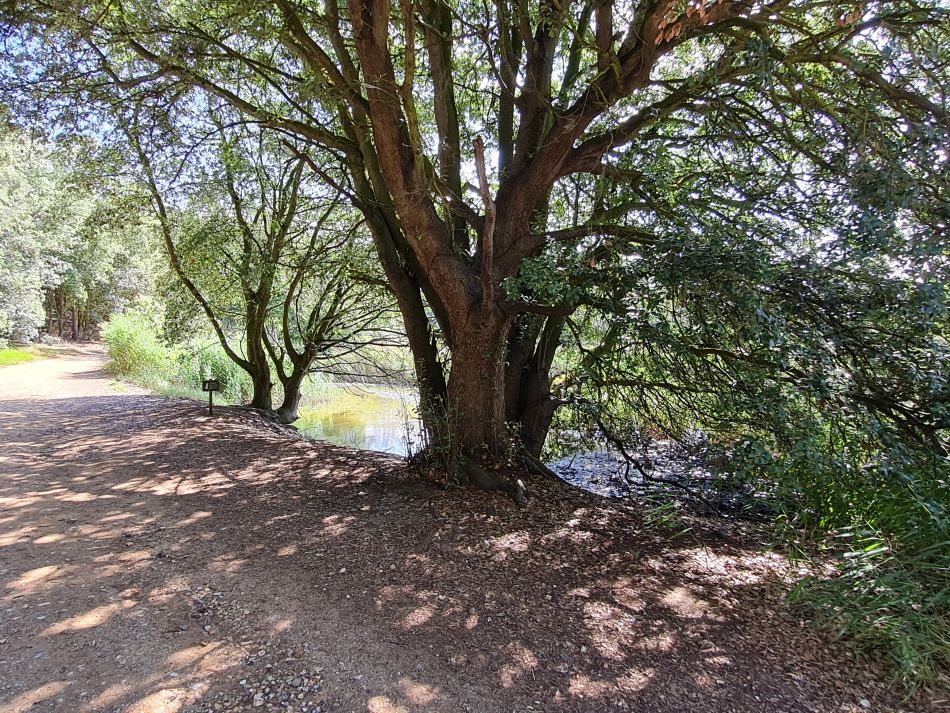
[101,310,174,386]
[0,347,42,367]
[779,441,950,691]
[790,528,949,689]
[101,309,251,403]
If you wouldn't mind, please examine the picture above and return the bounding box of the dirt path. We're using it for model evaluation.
[0,345,925,713]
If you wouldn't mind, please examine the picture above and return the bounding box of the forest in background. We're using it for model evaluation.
[0,0,947,689]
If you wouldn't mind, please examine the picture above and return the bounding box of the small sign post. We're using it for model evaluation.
[201,378,221,416]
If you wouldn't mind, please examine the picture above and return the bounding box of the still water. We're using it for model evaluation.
[293,386,762,517]
[293,386,421,456]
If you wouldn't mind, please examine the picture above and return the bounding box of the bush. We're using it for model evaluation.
[101,309,174,385]
[790,527,950,689]
[777,437,950,690]
[103,308,254,404]
[175,343,252,403]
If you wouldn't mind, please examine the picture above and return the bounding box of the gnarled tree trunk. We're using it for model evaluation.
[275,365,308,424]
[444,310,513,458]
[245,306,273,411]
[505,315,566,458]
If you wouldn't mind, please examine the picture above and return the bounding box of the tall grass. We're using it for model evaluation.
[790,528,949,689]
[101,311,174,385]
[779,440,950,690]
[101,310,252,403]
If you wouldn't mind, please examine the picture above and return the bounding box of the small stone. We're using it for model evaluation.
[859,700,871,709]
[338,567,346,574]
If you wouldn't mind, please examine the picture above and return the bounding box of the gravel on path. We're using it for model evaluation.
[0,344,932,713]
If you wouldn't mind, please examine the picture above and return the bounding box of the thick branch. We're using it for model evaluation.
[474,135,496,309]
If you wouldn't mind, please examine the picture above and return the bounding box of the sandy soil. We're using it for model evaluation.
[0,345,934,713]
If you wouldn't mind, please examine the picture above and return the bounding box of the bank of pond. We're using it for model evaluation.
[294,384,768,519]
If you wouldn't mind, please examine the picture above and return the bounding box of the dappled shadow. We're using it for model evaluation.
[0,385,907,712]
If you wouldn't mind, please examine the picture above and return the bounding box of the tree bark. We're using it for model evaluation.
[445,310,512,458]
[275,365,308,424]
[505,314,566,458]
[56,288,64,338]
[249,368,273,411]
[245,307,273,411]
[44,289,55,334]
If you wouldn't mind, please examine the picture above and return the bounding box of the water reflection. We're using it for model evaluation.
[293,386,421,456]
[292,387,765,519]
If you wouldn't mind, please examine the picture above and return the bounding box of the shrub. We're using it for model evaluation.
[101,309,174,384]
[790,527,950,689]
[175,343,252,403]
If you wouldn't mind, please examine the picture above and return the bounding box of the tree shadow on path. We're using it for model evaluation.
[0,392,913,713]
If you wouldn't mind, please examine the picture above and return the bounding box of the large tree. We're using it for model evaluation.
[130,113,396,422]
[3,0,947,477]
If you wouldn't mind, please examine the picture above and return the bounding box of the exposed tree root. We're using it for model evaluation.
[460,458,527,508]
[408,447,527,507]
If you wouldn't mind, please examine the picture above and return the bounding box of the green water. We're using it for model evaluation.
[293,385,421,456]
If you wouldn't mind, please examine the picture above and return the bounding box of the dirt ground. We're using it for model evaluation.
[0,344,937,713]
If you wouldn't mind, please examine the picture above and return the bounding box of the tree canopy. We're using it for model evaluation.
[0,127,156,343]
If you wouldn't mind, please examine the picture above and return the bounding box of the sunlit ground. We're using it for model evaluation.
[0,349,898,713]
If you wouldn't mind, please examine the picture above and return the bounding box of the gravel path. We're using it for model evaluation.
[0,345,930,713]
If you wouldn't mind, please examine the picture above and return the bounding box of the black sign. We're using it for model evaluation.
[202,379,221,392]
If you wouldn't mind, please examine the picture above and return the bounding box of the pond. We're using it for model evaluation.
[293,385,422,456]
[293,386,769,519]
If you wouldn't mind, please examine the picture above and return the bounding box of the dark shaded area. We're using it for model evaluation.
[0,390,909,712]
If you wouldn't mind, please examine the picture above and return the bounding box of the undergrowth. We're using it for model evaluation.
[101,309,251,404]
[0,347,41,366]
[790,527,949,690]
[776,441,950,691]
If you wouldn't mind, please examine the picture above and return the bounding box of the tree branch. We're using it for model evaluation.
[473,135,496,309]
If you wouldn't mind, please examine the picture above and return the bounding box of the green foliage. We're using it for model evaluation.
[0,347,41,366]
[174,344,252,404]
[0,128,158,342]
[0,130,90,341]
[102,307,253,402]
[4,0,950,690]
[101,308,174,385]
[790,529,950,688]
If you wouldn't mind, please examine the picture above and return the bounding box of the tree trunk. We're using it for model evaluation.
[359,206,448,435]
[249,368,273,411]
[56,288,65,338]
[445,312,512,459]
[44,289,55,333]
[505,315,565,458]
[71,305,79,341]
[275,366,308,424]
[514,369,560,458]
[245,304,273,411]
